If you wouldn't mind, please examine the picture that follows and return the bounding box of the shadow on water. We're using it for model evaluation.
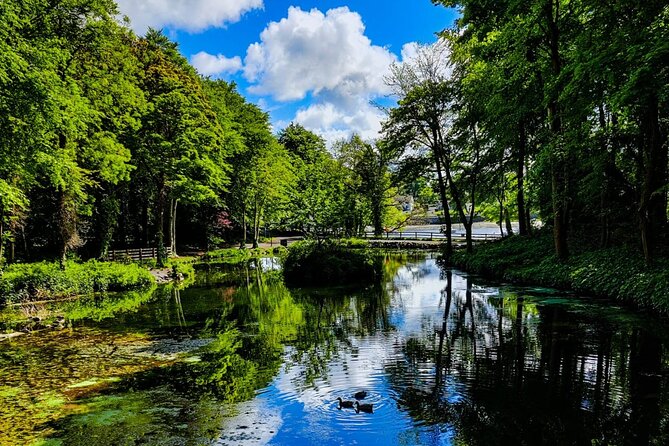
[1,253,668,445]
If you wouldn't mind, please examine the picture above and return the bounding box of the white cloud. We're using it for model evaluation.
[116,0,263,33]
[293,100,384,144]
[243,6,396,101]
[191,52,242,77]
[400,42,421,62]
[243,6,406,144]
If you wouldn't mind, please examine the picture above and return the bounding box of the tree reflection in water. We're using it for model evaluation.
[2,254,668,445]
[385,257,667,446]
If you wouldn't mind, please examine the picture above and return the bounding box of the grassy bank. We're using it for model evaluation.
[0,260,155,306]
[283,239,381,286]
[202,246,288,263]
[453,233,669,314]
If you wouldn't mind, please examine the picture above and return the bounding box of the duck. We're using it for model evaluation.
[355,402,373,413]
[353,391,367,400]
[337,397,355,409]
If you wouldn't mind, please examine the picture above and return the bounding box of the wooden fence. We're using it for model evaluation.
[106,246,173,262]
[362,231,503,242]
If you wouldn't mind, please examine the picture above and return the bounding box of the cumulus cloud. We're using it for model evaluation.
[243,6,403,144]
[243,6,396,101]
[116,0,263,33]
[191,52,242,77]
[293,100,385,144]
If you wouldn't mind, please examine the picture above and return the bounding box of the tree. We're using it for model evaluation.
[384,42,456,255]
[436,0,669,263]
[335,135,399,236]
[133,30,230,264]
[206,81,293,248]
[279,124,348,240]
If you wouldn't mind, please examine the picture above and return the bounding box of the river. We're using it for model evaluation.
[1,253,667,445]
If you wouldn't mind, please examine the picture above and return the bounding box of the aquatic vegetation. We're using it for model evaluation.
[59,288,157,323]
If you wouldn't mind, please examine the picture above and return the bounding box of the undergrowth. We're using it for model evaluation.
[0,260,154,306]
[453,233,669,313]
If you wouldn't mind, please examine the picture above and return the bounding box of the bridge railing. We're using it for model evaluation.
[106,245,173,262]
[362,231,503,242]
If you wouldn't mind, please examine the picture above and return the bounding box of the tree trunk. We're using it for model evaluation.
[142,203,149,247]
[517,121,528,236]
[443,153,472,253]
[172,199,178,256]
[372,197,383,237]
[639,95,667,264]
[434,153,452,257]
[156,180,167,266]
[464,221,473,253]
[56,133,77,270]
[498,198,504,237]
[505,208,514,236]
[166,197,173,251]
[252,202,259,249]
[240,206,247,249]
[547,0,569,260]
[430,126,453,257]
[525,196,533,236]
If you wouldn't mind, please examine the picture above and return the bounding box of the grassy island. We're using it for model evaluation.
[283,240,382,286]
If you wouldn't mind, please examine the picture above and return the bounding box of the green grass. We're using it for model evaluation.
[0,260,155,305]
[453,233,669,314]
[283,239,381,286]
[202,247,287,263]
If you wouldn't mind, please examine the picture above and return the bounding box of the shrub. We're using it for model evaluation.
[0,260,154,306]
[283,240,381,286]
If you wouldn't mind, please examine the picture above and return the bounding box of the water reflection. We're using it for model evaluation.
[1,254,668,445]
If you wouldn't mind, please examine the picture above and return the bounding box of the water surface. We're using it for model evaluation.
[1,254,668,445]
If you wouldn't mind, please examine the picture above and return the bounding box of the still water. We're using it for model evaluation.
[1,253,668,445]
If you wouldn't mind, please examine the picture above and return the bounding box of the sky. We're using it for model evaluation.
[115,0,459,144]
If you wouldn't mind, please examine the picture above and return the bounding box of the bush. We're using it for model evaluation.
[283,240,381,286]
[452,234,669,314]
[0,260,154,305]
[202,247,283,263]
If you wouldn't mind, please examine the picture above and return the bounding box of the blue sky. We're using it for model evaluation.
[116,0,458,143]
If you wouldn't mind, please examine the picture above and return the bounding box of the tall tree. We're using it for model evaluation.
[384,42,455,255]
[133,30,230,264]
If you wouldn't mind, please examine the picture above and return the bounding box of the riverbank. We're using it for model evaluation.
[452,233,669,314]
[0,260,155,306]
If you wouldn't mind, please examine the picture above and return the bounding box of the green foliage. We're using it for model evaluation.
[454,234,669,313]
[283,240,382,286]
[0,261,154,305]
[432,0,669,262]
[202,247,284,263]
